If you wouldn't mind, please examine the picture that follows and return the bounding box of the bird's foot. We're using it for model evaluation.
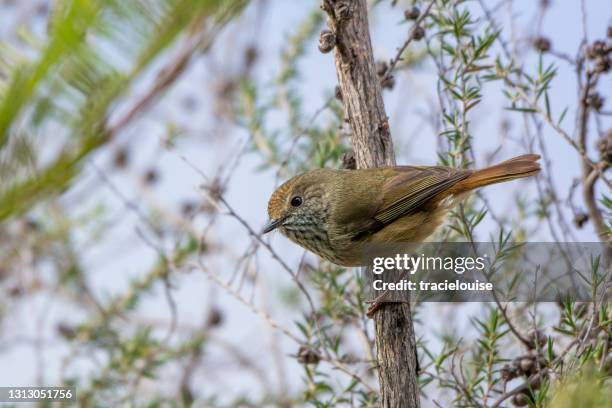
[365,292,392,317]
[366,301,385,317]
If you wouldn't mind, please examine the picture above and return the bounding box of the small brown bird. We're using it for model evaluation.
[263,154,540,266]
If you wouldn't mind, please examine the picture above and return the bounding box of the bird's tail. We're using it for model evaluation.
[451,154,541,193]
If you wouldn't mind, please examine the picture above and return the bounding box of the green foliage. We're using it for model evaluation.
[0,0,247,221]
[549,367,612,408]
[430,1,498,169]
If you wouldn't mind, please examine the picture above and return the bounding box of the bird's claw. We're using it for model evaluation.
[366,301,385,317]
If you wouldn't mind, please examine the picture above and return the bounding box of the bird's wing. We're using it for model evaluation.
[375,166,471,224]
[349,166,470,240]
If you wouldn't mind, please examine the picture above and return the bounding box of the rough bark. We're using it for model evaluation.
[577,72,611,264]
[323,0,395,168]
[322,1,420,406]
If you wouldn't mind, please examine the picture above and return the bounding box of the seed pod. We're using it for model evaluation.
[573,212,589,228]
[527,329,547,349]
[586,92,604,112]
[113,148,130,169]
[411,26,425,41]
[512,392,530,407]
[501,364,520,381]
[144,169,159,185]
[57,323,76,340]
[381,75,396,90]
[404,6,420,20]
[376,60,389,77]
[244,45,258,69]
[519,357,535,374]
[181,201,198,218]
[594,56,611,73]
[587,40,608,59]
[207,308,224,328]
[533,37,551,53]
[529,350,548,372]
[297,346,320,365]
[318,30,336,54]
[9,285,23,297]
[207,180,225,203]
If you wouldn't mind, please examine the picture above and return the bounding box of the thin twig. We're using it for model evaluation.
[380,0,436,84]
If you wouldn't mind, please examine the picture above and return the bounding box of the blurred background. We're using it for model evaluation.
[0,0,610,406]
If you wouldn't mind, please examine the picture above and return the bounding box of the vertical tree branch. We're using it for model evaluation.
[577,71,609,243]
[323,0,395,168]
[321,1,420,406]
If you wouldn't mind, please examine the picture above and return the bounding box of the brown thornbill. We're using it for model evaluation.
[263,155,540,266]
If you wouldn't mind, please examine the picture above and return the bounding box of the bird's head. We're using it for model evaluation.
[263,170,331,235]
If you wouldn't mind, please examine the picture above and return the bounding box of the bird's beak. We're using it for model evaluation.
[262,218,283,234]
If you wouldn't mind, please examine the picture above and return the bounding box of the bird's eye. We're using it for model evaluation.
[290,196,303,207]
